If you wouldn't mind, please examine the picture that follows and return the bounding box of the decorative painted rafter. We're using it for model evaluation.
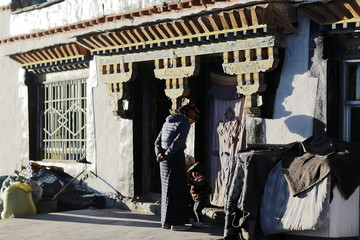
[76,3,296,54]
[9,1,296,117]
[9,43,90,73]
[298,0,360,32]
[154,55,200,113]
[222,36,280,117]
[75,3,294,116]
[0,0,244,45]
[97,55,137,117]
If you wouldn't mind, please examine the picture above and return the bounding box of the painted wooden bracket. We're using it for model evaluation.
[154,55,200,113]
[97,56,136,117]
[222,40,280,117]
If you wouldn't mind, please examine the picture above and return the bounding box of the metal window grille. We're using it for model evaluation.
[42,78,87,161]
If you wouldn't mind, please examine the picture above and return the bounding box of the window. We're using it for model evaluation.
[42,78,87,161]
[343,60,360,144]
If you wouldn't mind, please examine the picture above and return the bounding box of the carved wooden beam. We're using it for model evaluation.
[97,55,136,117]
[154,55,199,113]
[94,37,282,117]
[222,37,280,117]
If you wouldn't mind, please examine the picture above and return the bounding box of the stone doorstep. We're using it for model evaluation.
[105,193,225,225]
[122,198,162,215]
[203,207,226,225]
[118,198,225,225]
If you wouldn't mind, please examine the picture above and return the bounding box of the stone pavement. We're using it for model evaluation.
[0,208,224,240]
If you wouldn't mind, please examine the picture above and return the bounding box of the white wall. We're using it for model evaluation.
[328,187,359,237]
[0,49,135,199]
[89,59,134,197]
[8,0,261,36]
[0,50,27,175]
[266,12,359,238]
[0,0,262,203]
[264,13,315,144]
[9,0,174,36]
[71,58,134,198]
[0,1,10,39]
[0,0,11,6]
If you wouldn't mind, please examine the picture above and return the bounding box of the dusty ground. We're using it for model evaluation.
[0,208,224,240]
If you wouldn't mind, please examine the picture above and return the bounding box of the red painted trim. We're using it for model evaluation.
[0,0,236,45]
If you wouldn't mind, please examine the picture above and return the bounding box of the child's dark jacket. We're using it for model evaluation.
[189,175,211,200]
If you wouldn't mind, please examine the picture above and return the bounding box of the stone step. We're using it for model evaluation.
[107,196,225,225]
[203,207,225,225]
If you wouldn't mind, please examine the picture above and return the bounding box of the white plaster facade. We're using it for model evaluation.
[5,0,260,36]
[265,14,315,144]
[0,0,358,238]
[263,12,360,238]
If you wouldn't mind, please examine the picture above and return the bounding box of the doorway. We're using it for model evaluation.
[133,62,171,200]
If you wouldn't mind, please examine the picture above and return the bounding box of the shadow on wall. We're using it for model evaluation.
[274,80,294,119]
[284,115,326,139]
[273,14,311,119]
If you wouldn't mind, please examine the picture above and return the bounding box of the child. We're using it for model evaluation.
[185,155,196,221]
[187,162,211,228]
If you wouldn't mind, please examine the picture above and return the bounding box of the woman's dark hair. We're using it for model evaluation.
[178,103,200,121]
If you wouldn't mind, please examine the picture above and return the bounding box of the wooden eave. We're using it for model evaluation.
[298,0,360,34]
[0,0,243,45]
[9,1,297,70]
[9,43,90,71]
[76,2,297,55]
[0,0,297,46]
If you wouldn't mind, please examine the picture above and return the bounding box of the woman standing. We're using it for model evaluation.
[154,104,200,231]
